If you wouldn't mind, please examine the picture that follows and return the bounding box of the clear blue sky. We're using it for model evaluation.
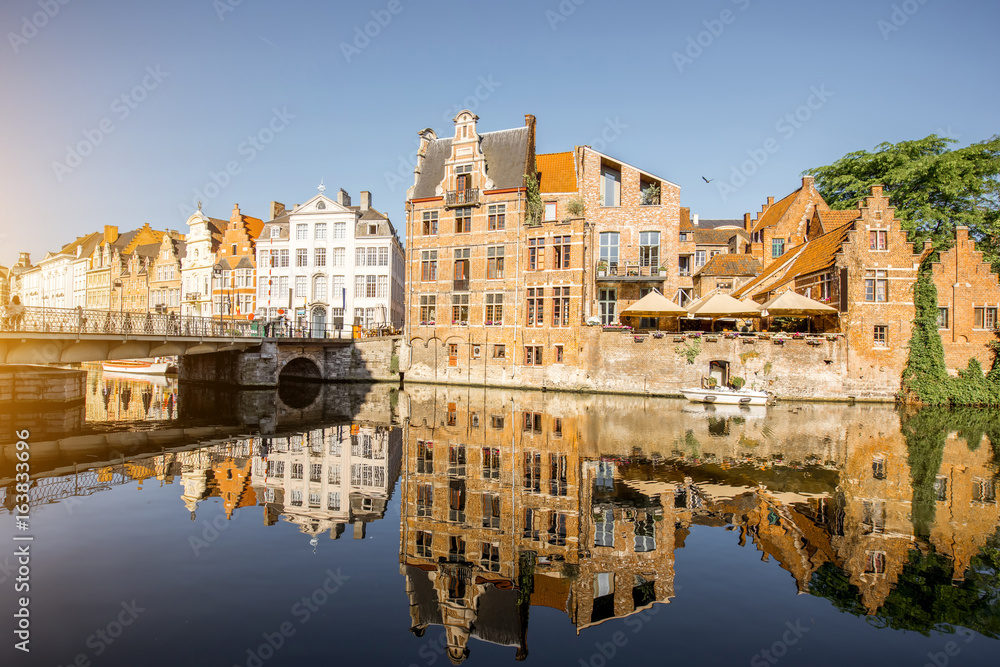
[1,0,997,266]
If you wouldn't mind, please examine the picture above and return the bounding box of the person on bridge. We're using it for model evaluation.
[9,296,25,331]
[75,305,85,333]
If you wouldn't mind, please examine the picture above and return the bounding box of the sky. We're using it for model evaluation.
[0,0,997,266]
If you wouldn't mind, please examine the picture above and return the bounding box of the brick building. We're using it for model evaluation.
[745,176,829,270]
[148,233,186,314]
[212,204,263,322]
[691,252,761,298]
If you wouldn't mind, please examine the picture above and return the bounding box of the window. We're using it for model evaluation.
[270,226,280,238]
[634,515,656,552]
[601,165,621,206]
[448,445,467,476]
[328,467,341,484]
[549,453,568,496]
[485,292,503,325]
[334,222,346,239]
[420,251,437,281]
[523,452,541,492]
[553,236,570,269]
[819,273,832,301]
[594,509,614,547]
[313,275,327,301]
[278,275,289,298]
[422,211,438,235]
[482,447,500,480]
[453,247,470,288]
[869,230,888,251]
[452,293,469,324]
[355,247,366,267]
[455,207,472,233]
[416,531,432,557]
[937,307,949,329]
[278,249,289,267]
[555,345,564,363]
[973,478,996,504]
[547,512,567,546]
[493,344,505,359]
[865,270,888,302]
[296,224,308,240]
[974,306,997,329]
[295,275,307,299]
[599,232,619,268]
[290,489,303,507]
[872,455,887,480]
[310,463,322,482]
[416,440,434,474]
[482,493,501,529]
[528,238,544,271]
[488,204,505,230]
[865,551,886,575]
[332,247,344,267]
[378,247,388,266]
[480,542,501,572]
[315,223,327,240]
[873,325,888,347]
[678,256,691,276]
[417,484,433,517]
[934,476,948,502]
[366,275,376,298]
[526,287,544,326]
[355,275,365,298]
[552,286,570,327]
[314,248,326,267]
[295,249,307,267]
[771,238,785,258]
[861,500,885,534]
[367,247,377,266]
[639,231,660,267]
[486,246,504,279]
[291,463,303,480]
[377,276,387,299]
[694,250,706,268]
[599,288,617,325]
[524,346,543,366]
[332,275,344,299]
[544,202,557,221]
[679,232,689,242]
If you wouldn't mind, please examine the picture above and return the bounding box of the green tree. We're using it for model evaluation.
[805,135,1000,268]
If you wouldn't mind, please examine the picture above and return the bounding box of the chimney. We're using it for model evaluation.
[270,201,286,219]
[337,189,351,207]
[767,196,774,206]
[744,213,752,230]
[525,113,537,177]
[353,521,366,540]
[103,225,118,244]
[802,175,815,188]
[16,252,30,267]
[692,214,699,226]
[360,191,372,211]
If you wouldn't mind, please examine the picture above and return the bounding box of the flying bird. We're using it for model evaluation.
[702,176,714,183]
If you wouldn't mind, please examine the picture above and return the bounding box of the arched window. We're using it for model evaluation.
[313,274,327,301]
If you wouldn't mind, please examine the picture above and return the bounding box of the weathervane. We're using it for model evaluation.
[317,179,326,194]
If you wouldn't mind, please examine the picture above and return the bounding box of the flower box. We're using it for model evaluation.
[633,336,644,342]
[742,338,756,344]
[673,336,685,342]
[773,338,785,345]
[652,332,665,339]
[807,339,822,346]
[704,336,719,343]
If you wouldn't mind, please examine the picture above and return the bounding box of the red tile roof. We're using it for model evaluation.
[695,253,761,277]
[750,189,800,234]
[536,152,577,193]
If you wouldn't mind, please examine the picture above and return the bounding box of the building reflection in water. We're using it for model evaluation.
[398,387,1000,663]
[86,369,179,422]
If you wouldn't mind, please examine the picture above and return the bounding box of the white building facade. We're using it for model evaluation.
[256,187,405,335]
[181,211,224,318]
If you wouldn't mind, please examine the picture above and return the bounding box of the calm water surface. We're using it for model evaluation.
[1,371,998,666]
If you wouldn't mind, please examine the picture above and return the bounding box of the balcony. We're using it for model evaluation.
[445,189,480,207]
[453,278,470,291]
[184,292,202,301]
[596,263,667,282]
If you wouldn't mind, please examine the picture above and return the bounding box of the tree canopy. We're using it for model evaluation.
[805,135,1000,268]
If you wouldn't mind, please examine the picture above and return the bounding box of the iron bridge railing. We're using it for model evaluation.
[0,305,256,338]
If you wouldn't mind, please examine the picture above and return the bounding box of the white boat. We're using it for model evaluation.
[681,387,770,406]
[101,360,170,375]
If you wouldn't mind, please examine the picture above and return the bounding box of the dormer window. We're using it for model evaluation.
[270,227,280,238]
[368,224,377,235]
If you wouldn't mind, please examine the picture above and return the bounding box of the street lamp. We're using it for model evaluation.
[112,278,123,333]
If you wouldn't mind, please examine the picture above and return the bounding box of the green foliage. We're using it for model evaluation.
[674,339,701,364]
[524,172,543,225]
[566,196,584,218]
[641,182,661,205]
[389,353,399,374]
[805,134,1000,270]
[730,376,746,390]
[740,350,760,364]
[903,259,1000,405]
[900,408,950,537]
[763,361,773,376]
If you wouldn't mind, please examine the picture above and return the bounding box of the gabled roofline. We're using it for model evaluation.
[580,146,681,190]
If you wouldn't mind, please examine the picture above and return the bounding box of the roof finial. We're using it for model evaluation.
[197,200,202,211]
[317,179,326,194]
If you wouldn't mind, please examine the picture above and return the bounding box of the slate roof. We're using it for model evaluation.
[537,151,577,193]
[133,243,160,258]
[734,221,856,299]
[694,228,748,246]
[359,207,388,221]
[696,219,744,229]
[411,125,530,199]
[695,253,762,277]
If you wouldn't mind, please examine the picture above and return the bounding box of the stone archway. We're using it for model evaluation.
[278,356,322,382]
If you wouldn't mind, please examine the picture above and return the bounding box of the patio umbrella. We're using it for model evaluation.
[759,290,837,333]
[620,290,687,317]
[688,293,762,318]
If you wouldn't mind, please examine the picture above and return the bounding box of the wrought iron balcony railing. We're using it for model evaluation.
[445,189,480,207]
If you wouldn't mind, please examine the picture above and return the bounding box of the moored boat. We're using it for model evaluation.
[101,360,169,375]
[680,387,769,406]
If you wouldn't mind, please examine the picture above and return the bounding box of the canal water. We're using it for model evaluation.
[1,371,998,666]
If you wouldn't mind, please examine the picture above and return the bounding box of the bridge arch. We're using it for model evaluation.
[278,356,323,382]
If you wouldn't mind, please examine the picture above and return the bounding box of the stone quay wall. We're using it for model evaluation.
[401,328,897,401]
[0,365,87,405]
